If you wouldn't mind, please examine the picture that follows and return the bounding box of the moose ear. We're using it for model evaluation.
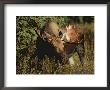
[66,26,68,30]
[73,25,76,29]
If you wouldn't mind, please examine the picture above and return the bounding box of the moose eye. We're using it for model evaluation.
[59,31,63,36]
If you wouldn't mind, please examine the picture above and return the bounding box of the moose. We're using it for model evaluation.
[61,24,84,65]
[34,22,84,71]
[34,28,66,71]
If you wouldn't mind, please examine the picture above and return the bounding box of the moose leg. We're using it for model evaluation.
[63,53,70,65]
[57,52,69,65]
[76,43,84,66]
[67,48,76,66]
[64,44,76,66]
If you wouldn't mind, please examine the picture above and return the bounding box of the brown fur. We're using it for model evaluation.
[46,35,65,53]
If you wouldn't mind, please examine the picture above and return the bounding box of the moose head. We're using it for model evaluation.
[43,31,65,53]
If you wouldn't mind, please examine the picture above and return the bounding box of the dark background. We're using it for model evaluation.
[0,0,109,4]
